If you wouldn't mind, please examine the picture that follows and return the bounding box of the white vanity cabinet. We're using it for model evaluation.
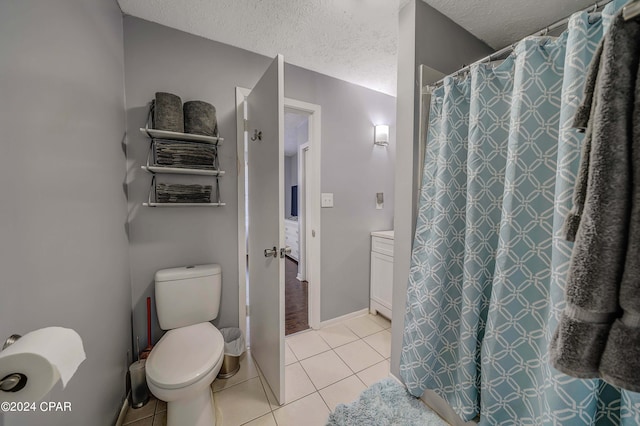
[284,219,299,261]
[370,230,394,319]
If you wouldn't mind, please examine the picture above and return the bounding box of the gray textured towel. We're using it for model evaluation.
[599,26,640,392]
[550,14,640,392]
[184,100,217,136]
[154,92,184,133]
[562,42,603,242]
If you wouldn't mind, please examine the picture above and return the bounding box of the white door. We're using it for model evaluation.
[247,54,285,404]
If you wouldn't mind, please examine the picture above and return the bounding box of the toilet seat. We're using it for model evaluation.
[146,322,224,390]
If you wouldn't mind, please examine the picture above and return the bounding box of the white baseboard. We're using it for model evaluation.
[114,392,130,426]
[319,308,369,329]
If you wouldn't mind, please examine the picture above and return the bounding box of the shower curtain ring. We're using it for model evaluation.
[592,2,598,13]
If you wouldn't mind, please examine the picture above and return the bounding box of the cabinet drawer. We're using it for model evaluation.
[372,236,394,257]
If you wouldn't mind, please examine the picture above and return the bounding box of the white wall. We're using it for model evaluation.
[0,1,130,424]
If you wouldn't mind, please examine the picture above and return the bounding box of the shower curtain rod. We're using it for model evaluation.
[426,0,640,89]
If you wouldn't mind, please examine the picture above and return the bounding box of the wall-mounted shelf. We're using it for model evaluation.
[143,176,222,208]
[140,107,225,207]
[141,165,225,176]
[139,127,224,145]
[143,202,226,208]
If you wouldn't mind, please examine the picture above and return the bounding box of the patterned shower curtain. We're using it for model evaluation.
[400,1,640,424]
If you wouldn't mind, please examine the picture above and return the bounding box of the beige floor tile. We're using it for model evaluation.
[285,343,297,365]
[334,339,384,373]
[318,324,359,348]
[124,417,153,426]
[254,362,286,410]
[343,315,384,338]
[356,360,390,387]
[155,399,167,413]
[273,393,330,426]
[261,373,281,411]
[368,313,391,329]
[124,398,157,424]
[300,350,353,389]
[286,331,331,360]
[152,410,167,426]
[213,377,271,425]
[212,351,259,392]
[285,362,316,403]
[241,412,277,426]
[318,375,367,411]
[363,329,392,358]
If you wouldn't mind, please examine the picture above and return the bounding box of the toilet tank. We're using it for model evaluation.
[154,264,222,330]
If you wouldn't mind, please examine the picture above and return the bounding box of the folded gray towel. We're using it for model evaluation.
[184,100,217,136]
[550,13,640,392]
[154,92,184,133]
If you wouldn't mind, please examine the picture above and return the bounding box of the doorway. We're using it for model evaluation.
[284,109,309,335]
[236,88,322,345]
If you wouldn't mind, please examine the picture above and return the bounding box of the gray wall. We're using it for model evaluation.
[124,16,396,343]
[284,154,298,218]
[285,156,293,217]
[123,17,271,344]
[284,118,306,218]
[285,64,396,321]
[0,1,130,425]
[390,0,493,378]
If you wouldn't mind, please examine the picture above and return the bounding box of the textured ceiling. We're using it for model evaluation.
[118,0,401,96]
[118,0,598,97]
[423,0,598,49]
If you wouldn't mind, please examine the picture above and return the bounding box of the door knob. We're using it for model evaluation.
[280,246,292,258]
[264,246,277,258]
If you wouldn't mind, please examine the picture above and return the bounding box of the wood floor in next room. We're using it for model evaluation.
[285,256,308,335]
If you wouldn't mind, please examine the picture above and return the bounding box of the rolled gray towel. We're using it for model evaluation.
[154,92,184,133]
[184,100,217,136]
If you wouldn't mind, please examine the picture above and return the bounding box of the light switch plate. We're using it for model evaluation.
[321,193,334,208]
[376,192,384,210]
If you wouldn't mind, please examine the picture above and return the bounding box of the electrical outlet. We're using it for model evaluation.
[376,192,384,210]
[321,193,334,208]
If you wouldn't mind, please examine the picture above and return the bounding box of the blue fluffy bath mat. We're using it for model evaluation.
[326,378,448,426]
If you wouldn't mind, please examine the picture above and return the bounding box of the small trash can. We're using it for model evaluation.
[129,360,149,408]
[218,328,246,379]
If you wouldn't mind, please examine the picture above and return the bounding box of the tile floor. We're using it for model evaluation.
[123,313,392,426]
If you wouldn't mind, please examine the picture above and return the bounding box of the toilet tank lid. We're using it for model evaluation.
[155,264,221,282]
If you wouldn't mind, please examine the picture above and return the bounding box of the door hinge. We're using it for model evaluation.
[246,304,250,316]
[244,119,249,132]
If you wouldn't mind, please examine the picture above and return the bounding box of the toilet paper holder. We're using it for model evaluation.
[0,334,28,393]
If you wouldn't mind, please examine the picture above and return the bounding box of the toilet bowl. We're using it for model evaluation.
[147,322,224,425]
[145,264,224,426]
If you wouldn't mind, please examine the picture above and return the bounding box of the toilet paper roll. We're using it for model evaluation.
[0,327,85,402]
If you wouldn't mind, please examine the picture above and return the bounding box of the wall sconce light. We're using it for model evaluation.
[374,125,389,146]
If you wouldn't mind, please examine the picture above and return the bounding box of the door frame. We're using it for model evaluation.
[236,88,322,341]
[297,141,310,282]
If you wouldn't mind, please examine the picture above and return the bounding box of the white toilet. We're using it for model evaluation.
[146,264,224,426]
